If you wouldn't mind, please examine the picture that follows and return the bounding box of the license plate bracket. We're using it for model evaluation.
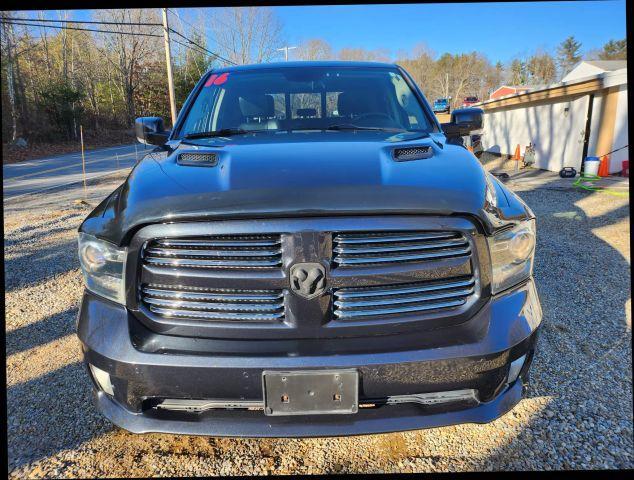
[262,369,358,416]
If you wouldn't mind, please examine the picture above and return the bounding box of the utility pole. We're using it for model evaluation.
[277,46,297,61]
[162,8,177,127]
[445,72,449,99]
[80,125,87,198]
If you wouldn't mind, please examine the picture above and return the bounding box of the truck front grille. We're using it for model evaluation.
[143,235,282,269]
[131,217,480,337]
[141,284,285,322]
[333,276,475,320]
[332,231,471,266]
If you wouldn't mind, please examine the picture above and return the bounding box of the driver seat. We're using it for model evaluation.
[238,94,279,130]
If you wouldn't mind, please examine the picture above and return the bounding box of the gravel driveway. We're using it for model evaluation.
[5,170,632,476]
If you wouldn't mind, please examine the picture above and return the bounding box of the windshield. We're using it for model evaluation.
[177,66,435,138]
[435,99,447,105]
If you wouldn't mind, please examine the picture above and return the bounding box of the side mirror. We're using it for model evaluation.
[135,117,170,146]
[450,107,483,130]
[441,107,484,142]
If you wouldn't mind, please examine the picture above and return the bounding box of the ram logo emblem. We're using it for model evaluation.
[289,263,327,299]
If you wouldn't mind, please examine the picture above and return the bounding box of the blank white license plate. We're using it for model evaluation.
[262,369,358,416]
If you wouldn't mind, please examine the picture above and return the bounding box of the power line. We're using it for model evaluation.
[0,16,161,27]
[168,26,236,65]
[171,37,212,58]
[0,17,222,61]
[167,8,229,50]
[166,8,237,66]
[0,19,163,38]
[167,8,206,38]
[1,15,236,65]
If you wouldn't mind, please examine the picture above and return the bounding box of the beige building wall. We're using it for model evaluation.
[611,85,629,173]
[587,85,629,173]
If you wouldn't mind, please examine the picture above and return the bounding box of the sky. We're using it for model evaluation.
[19,1,627,65]
[272,1,626,63]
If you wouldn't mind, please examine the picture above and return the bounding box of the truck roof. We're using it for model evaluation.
[207,60,398,75]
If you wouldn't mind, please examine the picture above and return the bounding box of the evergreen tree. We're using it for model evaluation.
[557,36,582,78]
[597,39,627,60]
[510,59,527,85]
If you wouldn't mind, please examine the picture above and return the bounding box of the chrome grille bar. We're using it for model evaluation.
[141,285,285,322]
[334,232,457,244]
[156,238,280,248]
[333,238,467,254]
[145,257,282,268]
[333,231,471,266]
[333,276,475,320]
[334,278,475,299]
[143,234,282,270]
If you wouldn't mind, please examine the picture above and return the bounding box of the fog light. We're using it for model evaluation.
[507,354,527,384]
[89,364,114,396]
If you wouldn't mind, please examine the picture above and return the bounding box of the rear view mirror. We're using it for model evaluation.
[135,117,170,146]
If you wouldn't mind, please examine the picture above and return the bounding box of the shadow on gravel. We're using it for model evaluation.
[3,218,80,248]
[3,237,80,292]
[5,170,632,473]
[467,176,632,469]
[6,307,78,356]
[7,361,116,472]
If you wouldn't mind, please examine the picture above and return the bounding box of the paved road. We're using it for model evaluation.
[2,143,151,201]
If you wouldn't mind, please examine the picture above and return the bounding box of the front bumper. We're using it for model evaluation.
[77,280,542,437]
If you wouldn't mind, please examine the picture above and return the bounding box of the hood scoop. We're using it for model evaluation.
[393,146,433,162]
[177,152,218,167]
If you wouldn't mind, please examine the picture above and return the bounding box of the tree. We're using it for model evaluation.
[1,15,20,141]
[40,80,83,140]
[527,52,556,85]
[557,36,582,78]
[493,60,504,86]
[596,38,627,60]
[395,43,436,98]
[338,47,390,62]
[1,9,219,144]
[510,59,527,85]
[428,52,492,108]
[296,39,333,61]
[210,7,284,65]
[172,32,214,107]
[94,9,163,126]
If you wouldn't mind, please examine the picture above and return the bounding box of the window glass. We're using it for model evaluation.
[291,93,321,118]
[177,67,436,137]
[326,92,342,116]
[270,93,286,120]
[390,72,427,129]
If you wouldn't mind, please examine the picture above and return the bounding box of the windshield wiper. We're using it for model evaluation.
[183,128,260,139]
[323,124,405,132]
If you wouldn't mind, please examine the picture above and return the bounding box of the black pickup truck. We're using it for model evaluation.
[77,61,541,437]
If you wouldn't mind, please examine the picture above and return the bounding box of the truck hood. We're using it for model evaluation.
[81,131,531,244]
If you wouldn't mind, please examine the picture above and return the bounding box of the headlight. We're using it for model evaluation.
[487,219,536,294]
[484,173,498,209]
[78,233,127,304]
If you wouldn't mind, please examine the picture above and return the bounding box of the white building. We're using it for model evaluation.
[562,60,627,82]
[478,61,628,174]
